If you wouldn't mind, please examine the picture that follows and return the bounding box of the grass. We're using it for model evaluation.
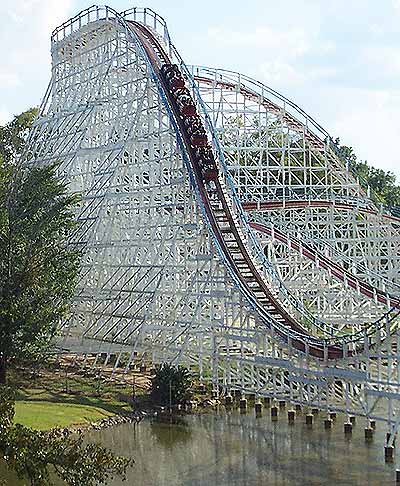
[8,361,151,430]
[14,400,114,430]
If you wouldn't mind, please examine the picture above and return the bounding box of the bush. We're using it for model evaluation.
[150,364,192,406]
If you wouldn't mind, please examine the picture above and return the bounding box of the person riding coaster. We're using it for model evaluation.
[183,116,208,146]
[195,146,218,181]
[175,90,197,116]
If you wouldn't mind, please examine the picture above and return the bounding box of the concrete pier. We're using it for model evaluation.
[271,406,278,420]
[255,402,262,416]
[385,446,394,462]
[324,419,333,430]
[288,410,295,423]
[239,398,247,410]
[344,422,352,434]
[306,414,313,426]
[264,397,271,407]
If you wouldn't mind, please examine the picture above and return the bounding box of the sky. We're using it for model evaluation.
[1,0,399,179]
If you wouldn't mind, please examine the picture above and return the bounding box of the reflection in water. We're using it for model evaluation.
[1,408,397,485]
[150,414,192,448]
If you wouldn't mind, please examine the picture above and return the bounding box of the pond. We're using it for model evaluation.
[1,407,397,485]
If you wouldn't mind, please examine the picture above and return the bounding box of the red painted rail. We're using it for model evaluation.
[250,221,400,309]
[126,20,393,360]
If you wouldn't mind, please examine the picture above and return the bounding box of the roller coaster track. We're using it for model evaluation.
[129,22,326,355]
[243,199,400,224]
[250,221,400,309]
[28,6,400,436]
[192,69,400,217]
[126,20,398,360]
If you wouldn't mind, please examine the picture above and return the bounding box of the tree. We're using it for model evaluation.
[0,111,80,383]
[151,364,192,406]
[0,108,38,163]
[0,162,81,383]
[0,387,133,485]
[333,137,400,209]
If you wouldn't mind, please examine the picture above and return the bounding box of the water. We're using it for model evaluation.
[1,407,397,485]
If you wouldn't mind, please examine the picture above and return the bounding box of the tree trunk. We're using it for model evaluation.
[0,355,7,385]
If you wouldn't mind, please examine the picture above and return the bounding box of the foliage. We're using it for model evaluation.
[0,108,38,164]
[333,137,400,209]
[0,111,81,383]
[0,387,133,485]
[151,364,192,406]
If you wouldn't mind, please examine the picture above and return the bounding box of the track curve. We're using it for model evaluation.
[125,20,381,360]
[243,199,400,224]
[250,221,400,309]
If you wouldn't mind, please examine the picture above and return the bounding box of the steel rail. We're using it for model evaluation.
[250,221,400,309]
[49,7,399,360]
[124,20,369,360]
[243,199,400,224]
[192,69,400,218]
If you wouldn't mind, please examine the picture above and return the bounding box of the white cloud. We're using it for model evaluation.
[0,109,12,125]
[362,46,400,77]
[0,0,73,114]
[331,88,400,179]
[259,60,305,85]
[259,61,337,87]
[207,26,311,57]
[0,72,21,89]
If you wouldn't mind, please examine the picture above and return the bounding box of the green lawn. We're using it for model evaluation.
[14,400,114,430]
[8,363,150,430]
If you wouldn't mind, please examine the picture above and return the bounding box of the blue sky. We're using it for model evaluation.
[1,0,399,178]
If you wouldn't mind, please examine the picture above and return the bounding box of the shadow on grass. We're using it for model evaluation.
[15,390,131,414]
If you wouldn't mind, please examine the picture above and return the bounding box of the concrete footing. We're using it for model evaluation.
[306,414,313,426]
[271,406,278,420]
[324,419,333,430]
[239,398,247,410]
[288,410,295,423]
[385,446,394,462]
[264,397,271,407]
[255,402,263,415]
[344,422,353,434]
